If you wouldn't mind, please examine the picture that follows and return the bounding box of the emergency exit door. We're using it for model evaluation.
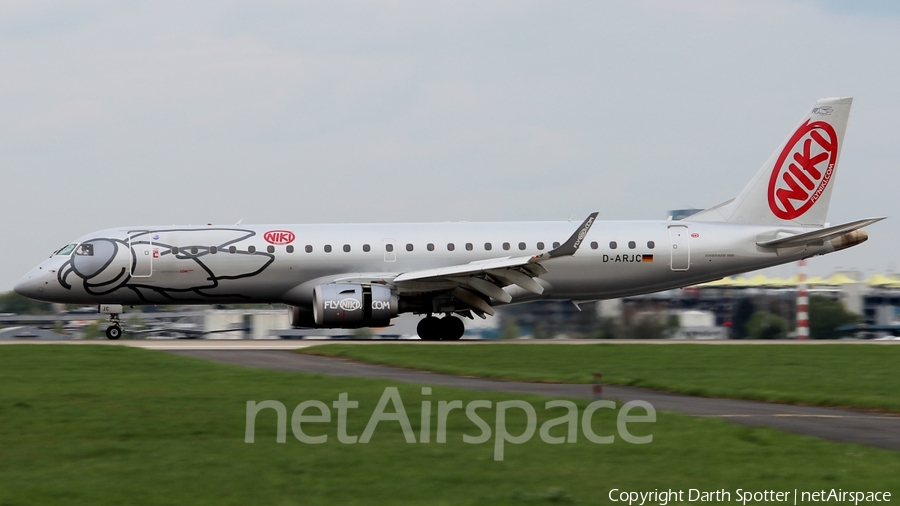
[668,225,690,271]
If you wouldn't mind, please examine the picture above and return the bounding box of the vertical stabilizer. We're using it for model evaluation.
[688,97,852,226]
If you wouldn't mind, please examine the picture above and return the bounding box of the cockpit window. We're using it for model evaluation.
[55,244,78,256]
[75,244,94,257]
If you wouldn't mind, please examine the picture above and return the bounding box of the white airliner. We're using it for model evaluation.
[15,98,883,340]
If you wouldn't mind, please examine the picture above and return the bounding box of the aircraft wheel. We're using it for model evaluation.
[417,317,441,341]
[440,316,465,341]
[106,325,122,340]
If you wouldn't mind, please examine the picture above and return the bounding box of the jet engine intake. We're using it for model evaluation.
[312,283,397,328]
[288,305,316,328]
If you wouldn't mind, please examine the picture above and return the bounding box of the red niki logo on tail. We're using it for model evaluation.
[767,120,838,220]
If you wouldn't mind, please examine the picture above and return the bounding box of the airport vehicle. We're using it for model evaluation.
[15,98,883,340]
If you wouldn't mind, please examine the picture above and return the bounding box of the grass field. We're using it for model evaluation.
[1,345,899,505]
[301,343,900,412]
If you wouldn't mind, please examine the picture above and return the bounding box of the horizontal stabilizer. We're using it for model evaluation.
[757,217,885,248]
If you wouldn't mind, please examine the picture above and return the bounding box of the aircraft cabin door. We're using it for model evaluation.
[668,225,690,271]
[383,239,396,263]
[129,230,154,277]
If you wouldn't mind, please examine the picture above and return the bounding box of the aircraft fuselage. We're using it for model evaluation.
[17,219,842,307]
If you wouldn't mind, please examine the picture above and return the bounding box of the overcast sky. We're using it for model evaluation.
[2,0,898,291]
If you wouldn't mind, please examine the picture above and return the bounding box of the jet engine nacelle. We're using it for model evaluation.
[312,283,398,328]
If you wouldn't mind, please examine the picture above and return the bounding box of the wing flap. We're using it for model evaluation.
[450,287,495,316]
[466,277,513,303]
[488,268,544,294]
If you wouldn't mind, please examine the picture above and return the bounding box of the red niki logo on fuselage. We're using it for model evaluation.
[264,230,295,245]
[767,120,838,220]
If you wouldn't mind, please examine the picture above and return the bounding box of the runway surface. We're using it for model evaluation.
[171,348,900,452]
[3,338,899,350]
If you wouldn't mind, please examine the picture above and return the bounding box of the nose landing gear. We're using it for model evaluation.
[99,304,124,340]
[105,323,122,340]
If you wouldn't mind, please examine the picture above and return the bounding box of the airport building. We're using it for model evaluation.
[495,271,900,340]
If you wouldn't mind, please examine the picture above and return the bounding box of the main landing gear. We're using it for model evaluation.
[417,315,465,341]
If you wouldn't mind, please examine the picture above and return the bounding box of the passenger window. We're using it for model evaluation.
[191,246,199,255]
[343,244,351,252]
[537,242,544,250]
[553,242,560,249]
[647,241,655,249]
[229,246,236,254]
[172,246,179,255]
[287,245,295,253]
[503,242,510,250]
[447,243,455,251]
[466,243,473,251]
[385,244,394,253]
[363,244,371,252]
[267,245,275,253]
[484,242,492,251]
[518,242,526,250]
[248,246,256,254]
[427,243,434,251]
[590,241,598,249]
[305,245,313,253]
[406,243,414,252]
[628,241,636,249]
[211,246,218,254]
[609,241,617,250]
[324,245,332,253]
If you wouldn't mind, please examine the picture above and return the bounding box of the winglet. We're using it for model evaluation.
[531,212,598,262]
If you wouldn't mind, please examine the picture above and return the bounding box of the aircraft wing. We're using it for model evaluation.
[392,212,598,315]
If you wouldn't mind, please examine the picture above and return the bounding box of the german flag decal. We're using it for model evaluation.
[642,255,654,263]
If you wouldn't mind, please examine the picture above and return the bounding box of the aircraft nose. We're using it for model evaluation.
[14,268,50,300]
